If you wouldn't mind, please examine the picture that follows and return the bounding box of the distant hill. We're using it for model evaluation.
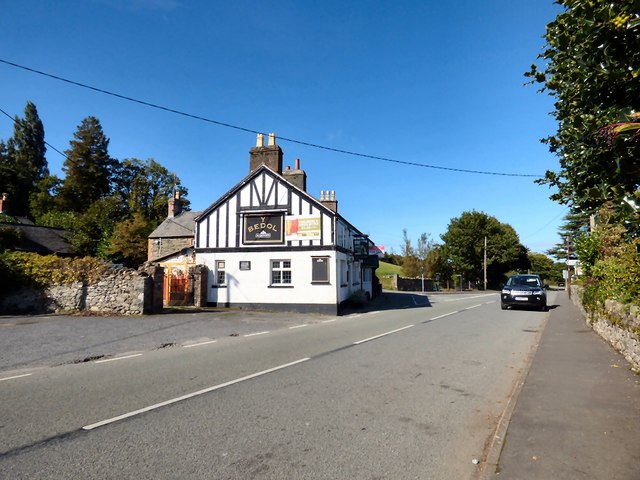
[376,260,403,290]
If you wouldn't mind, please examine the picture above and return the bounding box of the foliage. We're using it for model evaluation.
[115,158,189,223]
[527,252,564,283]
[528,1,640,223]
[0,225,24,251]
[0,102,48,217]
[107,213,154,266]
[546,209,590,261]
[0,251,108,291]
[381,251,403,266]
[577,205,640,310]
[58,116,117,212]
[440,211,529,286]
[401,230,439,278]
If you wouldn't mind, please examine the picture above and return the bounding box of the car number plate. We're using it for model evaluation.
[515,296,529,301]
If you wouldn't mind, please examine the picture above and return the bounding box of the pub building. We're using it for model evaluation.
[194,133,379,314]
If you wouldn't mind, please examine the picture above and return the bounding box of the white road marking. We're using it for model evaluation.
[353,325,414,345]
[0,373,33,382]
[485,300,496,304]
[289,324,308,329]
[321,319,337,324]
[184,340,218,348]
[243,331,270,337]
[430,311,459,320]
[95,354,143,364]
[465,304,482,310]
[82,357,311,430]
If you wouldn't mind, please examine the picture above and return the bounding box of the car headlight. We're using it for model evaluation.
[533,289,544,295]
[501,289,510,294]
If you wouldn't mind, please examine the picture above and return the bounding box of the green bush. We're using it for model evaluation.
[0,252,108,291]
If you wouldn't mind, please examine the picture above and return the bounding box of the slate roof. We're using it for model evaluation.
[148,211,201,239]
[1,222,74,255]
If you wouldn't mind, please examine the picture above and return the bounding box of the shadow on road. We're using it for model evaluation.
[341,291,432,315]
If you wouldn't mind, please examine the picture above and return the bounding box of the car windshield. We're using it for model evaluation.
[508,276,541,287]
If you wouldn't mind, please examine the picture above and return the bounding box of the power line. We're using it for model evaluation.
[0,58,543,178]
[0,106,70,161]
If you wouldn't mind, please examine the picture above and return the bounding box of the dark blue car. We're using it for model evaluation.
[501,274,547,311]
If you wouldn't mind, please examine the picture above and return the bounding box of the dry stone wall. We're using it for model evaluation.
[0,266,163,316]
[570,285,640,370]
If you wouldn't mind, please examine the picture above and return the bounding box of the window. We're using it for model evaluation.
[312,257,330,283]
[271,260,292,285]
[216,261,226,286]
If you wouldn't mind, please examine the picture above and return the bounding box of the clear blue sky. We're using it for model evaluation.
[0,0,566,255]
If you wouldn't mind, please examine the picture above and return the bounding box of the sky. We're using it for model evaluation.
[0,0,567,256]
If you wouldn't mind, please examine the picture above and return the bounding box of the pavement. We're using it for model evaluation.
[482,290,640,479]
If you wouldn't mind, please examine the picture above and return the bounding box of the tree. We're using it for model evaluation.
[107,213,154,266]
[527,252,563,283]
[59,116,116,212]
[528,1,640,221]
[546,209,590,261]
[401,230,437,278]
[1,102,48,217]
[114,158,189,223]
[440,211,529,286]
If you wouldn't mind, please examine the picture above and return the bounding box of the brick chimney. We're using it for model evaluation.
[0,193,7,214]
[320,190,338,213]
[249,132,283,174]
[283,158,307,192]
[168,191,182,218]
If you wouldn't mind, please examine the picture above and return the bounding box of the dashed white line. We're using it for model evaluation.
[82,357,311,430]
[243,331,270,337]
[289,324,308,329]
[95,354,143,364]
[321,319,337,324]
[0,373,33,382]
[184,340,218,348]
[353,325,414,345]
[465,304,482,310]
[430,311,459,320]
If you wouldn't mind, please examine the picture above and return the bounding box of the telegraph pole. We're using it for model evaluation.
[566,236,571,292]
[483,236,487,291]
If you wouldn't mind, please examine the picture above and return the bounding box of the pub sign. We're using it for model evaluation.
[243,213,284,244]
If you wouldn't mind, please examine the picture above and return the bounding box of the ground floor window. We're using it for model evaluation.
[216,260,226,286]
[271,260,292,285]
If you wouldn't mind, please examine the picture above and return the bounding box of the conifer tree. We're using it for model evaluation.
[59,116,116,212]
[1,102,48,217]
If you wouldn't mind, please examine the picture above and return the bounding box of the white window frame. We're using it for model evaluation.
[270,259,292,286]
[216,260,226,286]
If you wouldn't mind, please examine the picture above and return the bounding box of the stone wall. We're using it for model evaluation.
[570,285,640,370]
[0,265,164,316]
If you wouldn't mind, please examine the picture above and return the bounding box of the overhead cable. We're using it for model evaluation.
[0,58,542,178]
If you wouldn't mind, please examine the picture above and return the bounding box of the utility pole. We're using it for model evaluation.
[566,236,571,292]
[483,236,487,291]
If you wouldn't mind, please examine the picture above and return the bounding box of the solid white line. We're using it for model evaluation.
[83,357,311,431]
[321,319,337,324]
[353,325,414,345]
[430,311,459,320]
[95,354,143,364]
[289,324,308,329]
[243,331,270,337]
[184,340,218,348]
[465,304,482,310]
[0,373,33,382]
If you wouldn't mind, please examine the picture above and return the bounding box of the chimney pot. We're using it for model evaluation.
[295,158,300,170]
[268,133,276,146]
[256,133,264,147]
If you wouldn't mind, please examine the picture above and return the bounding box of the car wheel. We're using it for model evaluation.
[540,304,547,312]
[501,302,507,310]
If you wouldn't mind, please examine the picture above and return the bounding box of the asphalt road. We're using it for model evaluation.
[0,291,554,479]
